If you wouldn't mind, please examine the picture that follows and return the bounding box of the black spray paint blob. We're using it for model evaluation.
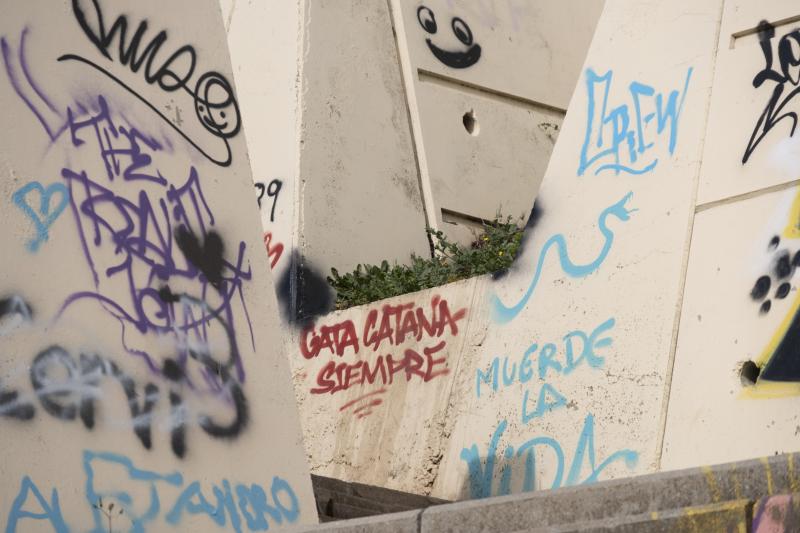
[175,226,225,290]
[417,5,481,69]
[276,250,333,327]
[749,236,799,317]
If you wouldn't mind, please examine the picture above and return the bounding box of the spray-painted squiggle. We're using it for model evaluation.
[491,192,636,324]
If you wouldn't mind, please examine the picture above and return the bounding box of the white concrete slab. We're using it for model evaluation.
[663,186,800,469]
[415,75,562,224]
[434,0,723,501]
[697,0,800,205]
[0,1,316,530]
[397,0,605,109]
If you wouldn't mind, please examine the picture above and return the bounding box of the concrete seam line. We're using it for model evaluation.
[653,0,728,471]
[695,178,800,213]
[386,0,441,241]
[417,69,567,114]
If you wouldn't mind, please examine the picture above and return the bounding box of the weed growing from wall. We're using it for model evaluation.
[328,216,524,309]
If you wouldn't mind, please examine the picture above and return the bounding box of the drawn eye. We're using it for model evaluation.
[452,17,472,46]
[417,6,437,34]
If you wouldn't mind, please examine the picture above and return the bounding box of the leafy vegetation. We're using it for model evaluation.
[328,216,525,310]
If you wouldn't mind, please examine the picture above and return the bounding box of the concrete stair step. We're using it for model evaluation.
[296,452,800,532]
[421,452,800,532]
[514,499,752,533]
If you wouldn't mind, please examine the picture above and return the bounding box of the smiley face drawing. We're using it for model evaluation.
[194,72,241,139]
[417,5,481,69]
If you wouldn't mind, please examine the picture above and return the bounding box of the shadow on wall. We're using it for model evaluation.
[457,450,538,501]
[490,200,544,282]
[276,250,334,328]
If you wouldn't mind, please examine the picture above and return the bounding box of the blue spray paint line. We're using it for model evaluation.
[5,476,69,533]
[491,192,636,324]
[83,450,183,533]
[577,66,693,176]
[460,414,639,499]
[12,181,70,252]
[82,450,301,532]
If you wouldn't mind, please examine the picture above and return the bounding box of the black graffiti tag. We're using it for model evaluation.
[744,20,800,163]
[255,179,282,222]
[18,343,248,459]
[61,0,241,166]
[417,6,481,69]
[0,293,248,458]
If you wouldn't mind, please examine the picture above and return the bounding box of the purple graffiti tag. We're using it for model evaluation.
[1,28,68,142]
[56,96,253,388]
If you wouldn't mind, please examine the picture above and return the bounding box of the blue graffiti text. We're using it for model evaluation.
[460,414,638,498]
[578,67,692,176]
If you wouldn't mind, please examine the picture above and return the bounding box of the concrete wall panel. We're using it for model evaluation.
[662,0,800,472]
[697,0,800,205]
[225,0,301,283]
[398,0,605,109]
[287,0,725,502]
[392,0,603,246]
[432,0,724,501]
[298,0,431,281]
[415,76,562,225]
[0,1,315,530]
[290,278,482,496]
[663,187,800,469]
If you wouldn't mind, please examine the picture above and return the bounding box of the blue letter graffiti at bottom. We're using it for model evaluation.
[460,414,638,498]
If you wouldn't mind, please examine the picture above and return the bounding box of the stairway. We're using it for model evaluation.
[299,452,800,532]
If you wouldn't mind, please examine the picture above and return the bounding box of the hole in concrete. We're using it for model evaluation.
[463,110,479,136]
[740,360,760,386]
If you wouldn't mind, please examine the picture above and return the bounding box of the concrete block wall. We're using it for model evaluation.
[0,1,316,531]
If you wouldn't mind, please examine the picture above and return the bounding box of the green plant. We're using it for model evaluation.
[328,215,524,309]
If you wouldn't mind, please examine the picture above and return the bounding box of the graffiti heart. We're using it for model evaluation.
[12,181,70,252]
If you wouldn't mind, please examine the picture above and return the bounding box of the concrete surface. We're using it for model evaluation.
[697,0,800,205]
[291,277,480,495]
[394,0,605,110]
[288,0,724,502]
[297,0,431,290]
[527,500,751,533]
[296,452,800,532]
[224,0,301,284]
[226,0,800,526]
[662,0,800,473]
[0,0,316,530]
[663,185,800,469]
[9,0,800,530]
[223,0,603,311]
[391,0,603,246]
